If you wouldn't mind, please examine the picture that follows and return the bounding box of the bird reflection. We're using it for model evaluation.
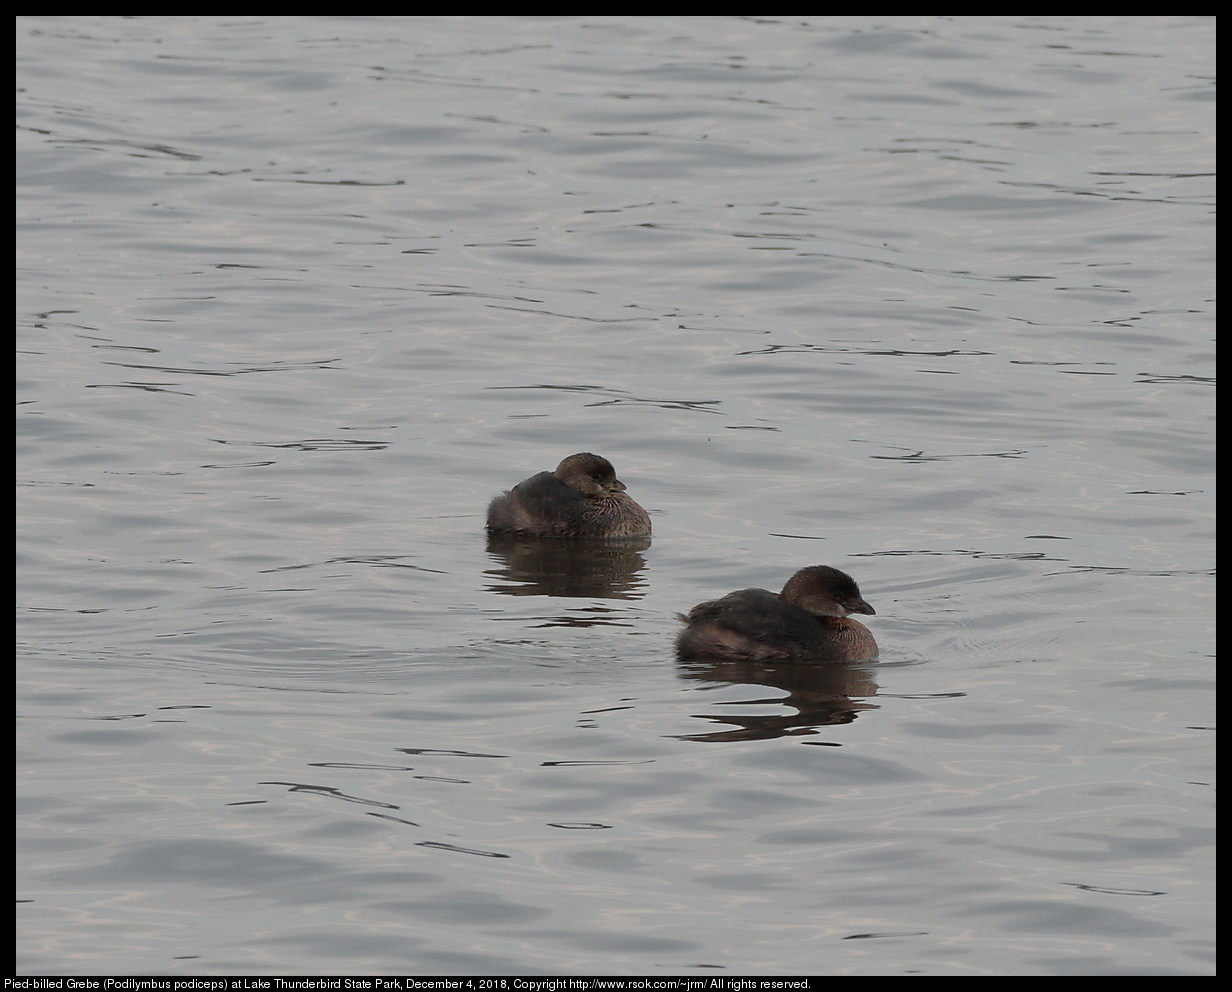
[674,657,879,742]
[484,533,650,600]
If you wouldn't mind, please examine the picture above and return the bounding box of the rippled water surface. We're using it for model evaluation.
[16,16,1214,975]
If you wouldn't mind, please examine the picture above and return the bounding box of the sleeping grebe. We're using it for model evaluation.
[486,452,651,539]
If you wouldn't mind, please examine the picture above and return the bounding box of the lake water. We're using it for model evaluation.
[16,15,1214,976]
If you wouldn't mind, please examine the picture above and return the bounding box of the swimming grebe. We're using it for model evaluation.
[676,565,877,663]
[486,452,651,538]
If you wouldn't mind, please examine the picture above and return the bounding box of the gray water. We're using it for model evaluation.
[16,16,1214,976]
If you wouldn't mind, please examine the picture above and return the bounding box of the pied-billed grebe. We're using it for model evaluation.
[486,452,651,538]
[676,565,877,663]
